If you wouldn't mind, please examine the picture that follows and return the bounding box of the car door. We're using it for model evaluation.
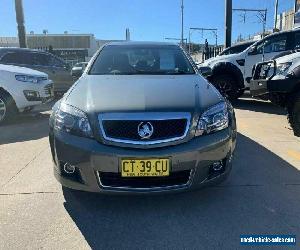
[27,52,56,81]
[244,34,288,81]
[49,55,74,92]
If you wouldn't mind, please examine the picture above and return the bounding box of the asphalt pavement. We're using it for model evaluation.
[1,94,300,249]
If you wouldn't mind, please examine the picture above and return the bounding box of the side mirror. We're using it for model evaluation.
[63,64,70,70]
[248,46,257,55]
[71,67,83,78]
[198,66,212,78]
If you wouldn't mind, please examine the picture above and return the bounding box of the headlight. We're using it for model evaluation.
[54,103,93,138]
[276,62,292,75]
[15,74,47,83]
[195,102,229,136]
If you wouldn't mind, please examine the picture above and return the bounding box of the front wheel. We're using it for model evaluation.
[288,93,300,137]
[0,91,17,124]
[211,74,240,101]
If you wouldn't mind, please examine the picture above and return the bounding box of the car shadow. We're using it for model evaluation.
[62,133,300,250]
[0,103,53,145]
[233,95,286,116]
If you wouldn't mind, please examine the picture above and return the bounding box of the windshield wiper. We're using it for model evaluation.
[164,70,192,75]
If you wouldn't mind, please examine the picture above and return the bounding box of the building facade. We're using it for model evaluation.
[276,9,295,31]
[26,33,99,64]
[0,33,125,65]
[0,37,19,47]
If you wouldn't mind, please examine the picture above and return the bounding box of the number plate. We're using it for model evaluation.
[121,158,170,177]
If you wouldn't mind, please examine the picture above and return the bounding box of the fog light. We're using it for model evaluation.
[212,161,223,171]
[23,90,41,101]
[63,162,75,174]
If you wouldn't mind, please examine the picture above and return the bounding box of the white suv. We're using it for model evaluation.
[0,64,52,124]
[200,29,300,100]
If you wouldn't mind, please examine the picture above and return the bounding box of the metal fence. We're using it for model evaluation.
[202,46,224,61]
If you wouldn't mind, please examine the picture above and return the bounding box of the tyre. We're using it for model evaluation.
[0,91,17,125]
[288,92,300,137]
[54,91,64,100]
[211,74,240,101]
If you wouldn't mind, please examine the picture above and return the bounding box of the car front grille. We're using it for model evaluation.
[98,170,192,189]
[103,119,187,141]
[98,112,191,145]
[44,84,53,96]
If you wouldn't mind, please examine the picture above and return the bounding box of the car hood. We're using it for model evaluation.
[0,63,47,76]
[201,53,243,67]
[275,51,300,64]
[64,74,223,113]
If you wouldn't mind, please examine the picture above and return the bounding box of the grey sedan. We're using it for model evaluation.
[49,42,237,194]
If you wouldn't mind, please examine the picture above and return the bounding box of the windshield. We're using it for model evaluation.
[220,42,254,56]
[89,45,195,75]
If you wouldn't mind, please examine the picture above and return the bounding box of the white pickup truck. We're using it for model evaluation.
[200,29,300,100]
[0,64,52,124]
[250,51,300,136]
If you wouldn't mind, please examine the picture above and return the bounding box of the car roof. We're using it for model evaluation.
[265,29,298,38]
[0,47,50,53]
[0,47,53,58]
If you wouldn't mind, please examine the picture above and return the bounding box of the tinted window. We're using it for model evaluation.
[1,52,33,65]
[219,47,232,55]
[294,33,300,49]
[31,53,51,66]
[256,35,287,54]
[220,43,253,56]
[90,45,195,75]
[50,56,65,67]
[1,52,19,64]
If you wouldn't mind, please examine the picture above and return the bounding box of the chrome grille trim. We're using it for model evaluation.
[98,112,191,145]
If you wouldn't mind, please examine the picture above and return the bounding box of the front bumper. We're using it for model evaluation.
[13,80,53,111]
[250,78,297,96]
[49,128,236,194]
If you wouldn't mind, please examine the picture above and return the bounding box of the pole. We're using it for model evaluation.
[263,9,267,38]
[274,0,279,30]
[225,0,232,48]
[15,0,27,48]
[188,29,191,54]
[181,0,184,46]
[295,0,297,25]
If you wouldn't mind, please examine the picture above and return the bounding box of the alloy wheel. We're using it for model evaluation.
[217,81,232,95]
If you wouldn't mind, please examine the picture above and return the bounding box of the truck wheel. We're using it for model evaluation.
[212,74,240,101]
[288,93,300,136]
[0,91,17,125]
